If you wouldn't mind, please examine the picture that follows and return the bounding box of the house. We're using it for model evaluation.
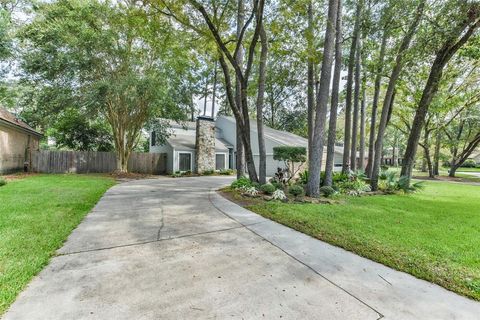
[150,115,344,176]
[0,108,42,173]
[468,150,480,165]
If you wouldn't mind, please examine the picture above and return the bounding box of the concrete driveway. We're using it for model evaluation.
[4,176,480,319]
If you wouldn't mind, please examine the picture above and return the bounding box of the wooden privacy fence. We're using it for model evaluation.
[31,150,167,174]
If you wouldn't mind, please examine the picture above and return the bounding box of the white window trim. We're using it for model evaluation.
[175,151,193,172]
[215,152,228,170]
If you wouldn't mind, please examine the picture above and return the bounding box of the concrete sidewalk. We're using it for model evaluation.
[3,176,479,319]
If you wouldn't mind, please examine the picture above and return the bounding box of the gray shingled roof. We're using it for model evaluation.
[160,116,343,155]
[167,134,230,151]
[219,116,343,154]
[167,119,197,130]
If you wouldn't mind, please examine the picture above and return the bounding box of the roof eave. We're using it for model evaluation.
[0,118,43,137]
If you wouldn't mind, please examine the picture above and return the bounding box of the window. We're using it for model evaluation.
[178,153,192,171]
[216,153,226,170]
[151,131,156,146]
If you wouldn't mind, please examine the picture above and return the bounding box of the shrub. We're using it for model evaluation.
[378,171,425,194]
[319,186,336,197]
[460,159,477,168]
[0,177,6,187]
[398,176,425,193]
[320,170,349,185]
[272,189,287,200]
[231,176,252,189]
[270,180,283,190]
[219,169,235,175]
[332,172,349,184]
[202,170,215,176]
[260,183,276,195]
[337,179,371,196]
[350,170,367,181]
[288,185,305,198]
[379,170,398,192]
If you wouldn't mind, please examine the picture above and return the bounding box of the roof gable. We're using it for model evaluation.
[0,108,42,136]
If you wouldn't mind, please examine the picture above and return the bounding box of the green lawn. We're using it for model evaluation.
[246,181,480,300]
[456,167,480,172]
[0,174,115,315]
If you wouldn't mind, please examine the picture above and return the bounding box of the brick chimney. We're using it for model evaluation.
[195,116,216,173]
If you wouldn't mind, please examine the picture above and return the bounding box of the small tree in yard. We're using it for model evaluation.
[273,146,307,182]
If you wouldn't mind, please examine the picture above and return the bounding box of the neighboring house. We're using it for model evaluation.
[0,108,42,173]
[150,115,344,176]
[469,151,480,165]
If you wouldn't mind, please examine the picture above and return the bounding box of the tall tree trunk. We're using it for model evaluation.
[448,131,480,177]
[401,8,480,183]
[211,61,217,117]
[449,165,459,177]
[193,0,265,183]
[420,157,427,172]
[256,26,268,184]
[307,1,315,158]
[235,0,245,179]
[422,128,434,177]
[370,0,426,190]
[359,75,366,170]
[114,133,129,173]
[432,131,441,176]
[366,28,388,177]
[307,0,339,197]
[392,144,397,167]
[324,0,343,187]
[342,0,362,174]
[350,32,362,171]
[426,150,433,177]
[203,70,209,115]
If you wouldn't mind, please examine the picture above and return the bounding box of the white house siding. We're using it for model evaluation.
[216,116,343,177]
[150,142,174,173]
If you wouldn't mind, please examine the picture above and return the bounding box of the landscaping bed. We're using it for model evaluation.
[0,174,115,315]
